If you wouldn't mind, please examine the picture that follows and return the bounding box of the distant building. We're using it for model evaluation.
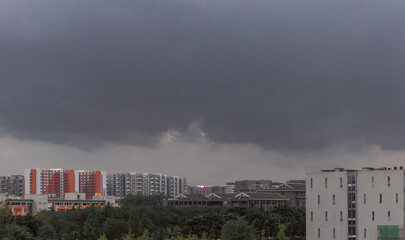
[307,167,405,240]
[0,175,25,197]
[258,181,306,207]
[225,182,235,194]
[187,185,212,195]
[1,193,116,216]
[234,180,272,193]
[106,172,186,197]
[163,192,288,210]
[24,168,106,199]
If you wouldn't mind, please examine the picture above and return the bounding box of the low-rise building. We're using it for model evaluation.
[163,192,288,210]
[258,181,306,207]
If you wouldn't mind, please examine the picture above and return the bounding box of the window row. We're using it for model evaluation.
[311,210,393,222]
[310,175,393,188]
[316,193,399,205]
[317,228,368,238]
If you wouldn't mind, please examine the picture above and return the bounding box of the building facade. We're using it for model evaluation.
[234,180,272,193]
[0,175,25,197]
[106,172,186,197]
[24,168,106,199]
[307,167,405,240]
[258,181,306,207]
[164,192,288,210]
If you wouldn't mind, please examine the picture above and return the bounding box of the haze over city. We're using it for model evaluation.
[1,0,405,185]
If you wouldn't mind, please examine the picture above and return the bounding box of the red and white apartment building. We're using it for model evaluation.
[24,168,106,199]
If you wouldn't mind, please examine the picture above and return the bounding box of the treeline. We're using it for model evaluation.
[0,195,305,240]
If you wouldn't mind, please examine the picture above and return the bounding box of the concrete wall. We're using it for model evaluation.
[306,170,348,240]
[357,169,404,240]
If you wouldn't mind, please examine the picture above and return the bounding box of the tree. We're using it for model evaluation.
[38,221,58,240]
[220,218,255,240]
[83,207,101,240]
[103,218,129,240]
[277,224,289,240]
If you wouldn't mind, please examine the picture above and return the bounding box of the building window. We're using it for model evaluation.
[325,211,328,221]
[325,178,327,188]
[340,211,343,221]
[380,194,383,204]
[396,193,399,204]
[388,211,391,220]
[372,176,374,185]
[311,178,313,188]
[372,211,375,221]
[340,177,343,187]
[364,228,367,238]
[318,195,320,204]
[318,228,320,238]
[364,194,366,204]
[333,228,336,239]
[333,194,335,205]
[311,211,313,221]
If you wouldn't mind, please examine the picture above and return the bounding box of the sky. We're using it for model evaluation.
[1,0,405,185]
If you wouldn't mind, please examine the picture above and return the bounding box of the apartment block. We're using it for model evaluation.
[107,172,186,197]
[0,175,25,197]
[307,167,405,240]
[24,168,106,199]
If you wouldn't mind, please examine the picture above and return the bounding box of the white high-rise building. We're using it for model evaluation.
[106,172,186,197]
[306,167,405,240]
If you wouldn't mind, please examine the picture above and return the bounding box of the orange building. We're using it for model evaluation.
[8,199,33,216]
[25,168,105,199]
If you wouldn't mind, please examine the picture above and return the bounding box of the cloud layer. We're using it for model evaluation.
[1,1,405,180]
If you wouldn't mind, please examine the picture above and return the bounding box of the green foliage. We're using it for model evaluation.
[119,194,164,208]
[103,217,129,240]
[277,224,289,240]
[83,207,101,240]
[220,218,255,240]
[0,196,305,239]
[37,220,57,240]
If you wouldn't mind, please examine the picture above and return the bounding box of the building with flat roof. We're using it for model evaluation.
[234,180,272,193]
[307,167,405,240]
[106,172,186,197]
[0,175,25,197]
[25,168,106,199]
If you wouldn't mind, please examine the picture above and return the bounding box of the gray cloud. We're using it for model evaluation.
[1,0,405,152]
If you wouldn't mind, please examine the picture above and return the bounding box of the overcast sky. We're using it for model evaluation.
[1,0,405,185]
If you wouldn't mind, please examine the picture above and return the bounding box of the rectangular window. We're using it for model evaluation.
[372,211,375,221]
[311,178,313,188]
[311,211,313,221]
[340,177,342,187]
[333,194,335,205]
[388,176,390,186]
[364,228,367,238]
[325,211,328,221]
[333,228,336,239]
[325,178,328,188]
[318,195,320,204]
[340,211,343,221]
[380,194,383,204]
[396,193,399,204]
[388,211,391,219]
[364,194,366,204]
[318,228,320,238]
[372,176,374,185]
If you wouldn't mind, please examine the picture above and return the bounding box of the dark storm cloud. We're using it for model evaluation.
[1,0,405,151]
